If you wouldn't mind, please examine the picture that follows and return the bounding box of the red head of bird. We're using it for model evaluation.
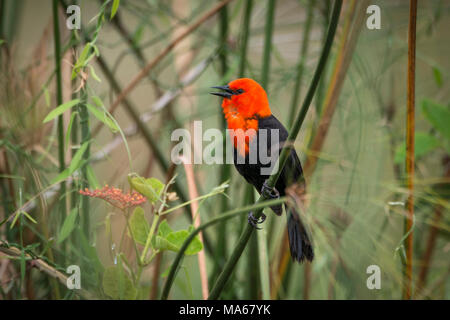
[211,78,272,156]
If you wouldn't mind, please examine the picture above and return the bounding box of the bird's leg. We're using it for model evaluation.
[261,181,280,200]
[247,182,278,229]
[248,212,266,230]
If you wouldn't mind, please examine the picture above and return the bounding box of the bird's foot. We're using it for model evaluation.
[261,181,280,200]
[247,212,266,230]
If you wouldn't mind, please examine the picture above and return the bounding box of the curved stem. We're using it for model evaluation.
[140,214,159,264]
[160,197,286,300]
[208,0,343,300]
[51,0,64,299]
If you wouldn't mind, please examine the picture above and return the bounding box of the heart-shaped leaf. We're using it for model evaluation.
[129,176,164,203]
[128,206,149,245]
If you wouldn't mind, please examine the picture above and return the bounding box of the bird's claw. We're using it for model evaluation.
[248,212,266,230]
[261,181,280,200]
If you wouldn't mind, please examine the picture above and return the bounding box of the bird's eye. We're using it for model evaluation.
[236,89,244,94]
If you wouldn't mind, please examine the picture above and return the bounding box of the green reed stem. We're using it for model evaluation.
[217,0,231,270]
[78,89,90,238]
[52,0,66,218]
[255,0,276,295]
[238,0,253,78]
[288,0,314,129]
[315,0,331,117]
[70,0,79,212]
[260,0,276,89]
[51,0,64,299]
[208,0,343,300]
[403,0,417,300]
[257,225,270,299]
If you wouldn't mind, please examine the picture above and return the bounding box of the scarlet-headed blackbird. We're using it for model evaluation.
[211,78,313,263]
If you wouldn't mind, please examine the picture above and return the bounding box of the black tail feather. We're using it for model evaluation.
[287,208,314,263]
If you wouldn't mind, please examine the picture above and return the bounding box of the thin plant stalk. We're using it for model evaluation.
[257,225,270,299]
[245,188,259,298]
[51,0,64,299]
[219,0,254,297]
[288,0,314,129]
[415,203,443,297]
[260,0,276,89]
[217,0,231,271]
[219,1,229,76]
[252,0,277,297]
[403,0,417,300]
[415,156,449,297]
[315,0,331,117]
[160,197,287,300]
[60,2,219,254]
[237,0,256,298]
[69,0,79,252]
[52,0,67,217]
[208,0,343,300]
[238,0,253,78]
[180,157,209,299]
[78,89,90,238]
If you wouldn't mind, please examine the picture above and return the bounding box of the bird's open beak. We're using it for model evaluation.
[210,85,233,99]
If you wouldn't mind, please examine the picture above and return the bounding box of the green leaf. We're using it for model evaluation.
[58,208,78,244]
[92,96,103,108]
[166,230,203,255]
[0,39,4,46]
[72,43,91,79]
[394,131,441,164]
[51,141,89,184]
[86,164,100,189]
[160,265,171,278]
[110,0,120,19]
[132,24,145,46]
[88,65,101,82]
[128,207,149,245]
[51,167,71,185]
[129,176,164,203]
[10,210,37,229]
[153,221,203,255]
[421,99,450,140]
[432,66,443,88]
[86,103,119,133]
[10,212,21,229]
[21,211,37,224]
[154,235,180,252]
[65,111,78,152]
[158,220,173,238]
[69,142,89,172]
[42,99,80,123]
[20,250,26,284]
[102,266,136,300]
